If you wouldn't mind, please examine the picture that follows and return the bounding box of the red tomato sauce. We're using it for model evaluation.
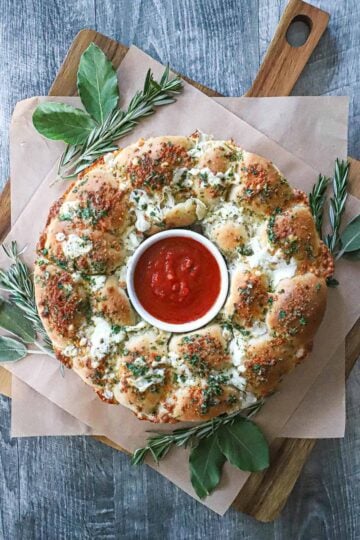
[133,236,221,324]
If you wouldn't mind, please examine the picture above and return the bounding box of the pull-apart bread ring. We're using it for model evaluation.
[34,133,334,423]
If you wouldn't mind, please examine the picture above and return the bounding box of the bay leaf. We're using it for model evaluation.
[33,102,97,145]
[77,42,119,124]
[0,336,27,363]
[0,299,35,343]
[189,434,226,499]
[339,214,360,253]
[217,417,269,472]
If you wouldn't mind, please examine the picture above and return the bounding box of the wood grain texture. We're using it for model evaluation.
[246,0,329,96]
[3,21,357,522]
[0,0,359,537]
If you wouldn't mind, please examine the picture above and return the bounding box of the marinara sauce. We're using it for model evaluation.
[133,236,221,324]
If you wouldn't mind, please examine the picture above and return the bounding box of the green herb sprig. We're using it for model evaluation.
[309,173,329,236]
[132,400,269,499]
[309,160,360,278]
[0,242,54,358]
[325,159,350,253]
[32,43,183,179]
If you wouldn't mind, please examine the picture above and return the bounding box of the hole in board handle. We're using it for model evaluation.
[286,15,312,47]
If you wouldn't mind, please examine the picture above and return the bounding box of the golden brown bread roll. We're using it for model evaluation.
[34,133,333,422]
[223,269,269,327]
[266,273,327,344]
[229,151,294,215]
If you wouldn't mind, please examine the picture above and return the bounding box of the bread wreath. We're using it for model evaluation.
[34,133,334,423]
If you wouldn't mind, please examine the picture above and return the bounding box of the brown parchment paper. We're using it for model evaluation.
[2,46,358,514]
[10,94,349,440]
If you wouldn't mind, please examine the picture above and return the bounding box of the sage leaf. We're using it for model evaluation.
[77,42,119,124]
[0,299,35,343]
[189,434,226,499]
[339,214,360,253]
[33,102,97,145]
[0,336,27,363]
[217,417,269,472]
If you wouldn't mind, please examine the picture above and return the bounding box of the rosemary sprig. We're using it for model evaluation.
[132,400,264,465]
[0,242,53,355]
[59,66,182,178]
[309,173,329,236]
[325,159,350,253]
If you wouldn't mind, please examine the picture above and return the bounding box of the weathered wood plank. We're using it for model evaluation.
[247,0,329,96]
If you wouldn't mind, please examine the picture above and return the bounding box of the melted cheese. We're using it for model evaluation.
[248,236,297,286]
[55,232,65,242]
[58,201,80,221]
[90,275,107,292]
[251,321,268,338]
[63,345,78,357]
[88,316,125,363]
[153,352,198,387]
[229,332,246,369]
[187,132,218,158]
[271,258,297,287]
[128,357,165,392]
[203,201,247,234]
[194,198,207,219]
[225,367,247,391]
[172,167,193,188]
[62,234,93,259]
[130,189,162,232]
[123,227,143,252]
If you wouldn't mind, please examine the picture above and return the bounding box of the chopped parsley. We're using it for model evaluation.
[111,324,123,334]
[252,364,262,374]
[201,373,229,414]
[267,207,282,244]
[126,360,148,377]
[237,245,254,256]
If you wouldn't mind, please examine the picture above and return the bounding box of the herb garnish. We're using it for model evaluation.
[309,159,360,283]
[325,159,350,253]
[132,400,268,499]
[309,173,329,236]
[0,242,54,359]
[32,43,183,179]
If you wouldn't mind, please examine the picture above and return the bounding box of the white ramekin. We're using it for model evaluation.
[126,229,229,333]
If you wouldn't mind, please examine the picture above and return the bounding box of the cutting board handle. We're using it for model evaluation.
[246,0,329,97]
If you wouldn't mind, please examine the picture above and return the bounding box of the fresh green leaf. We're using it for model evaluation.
[0,242,54,354]
[339,214,360,253]
[217,417,269,472]
[189,435,226,499]
[0,299,35,343]
[33,102,97,145]
[0,336,27,363]
[77,42,119,124]
[57,65,183,179]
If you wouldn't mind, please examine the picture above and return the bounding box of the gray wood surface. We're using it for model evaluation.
[0,0,359,538]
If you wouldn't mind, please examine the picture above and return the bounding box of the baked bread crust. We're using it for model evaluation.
[34,133,334,422]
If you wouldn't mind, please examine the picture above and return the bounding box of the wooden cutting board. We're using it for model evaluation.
[1,0,359,522]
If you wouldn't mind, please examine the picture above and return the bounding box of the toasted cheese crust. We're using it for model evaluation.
[34,133,333,422]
